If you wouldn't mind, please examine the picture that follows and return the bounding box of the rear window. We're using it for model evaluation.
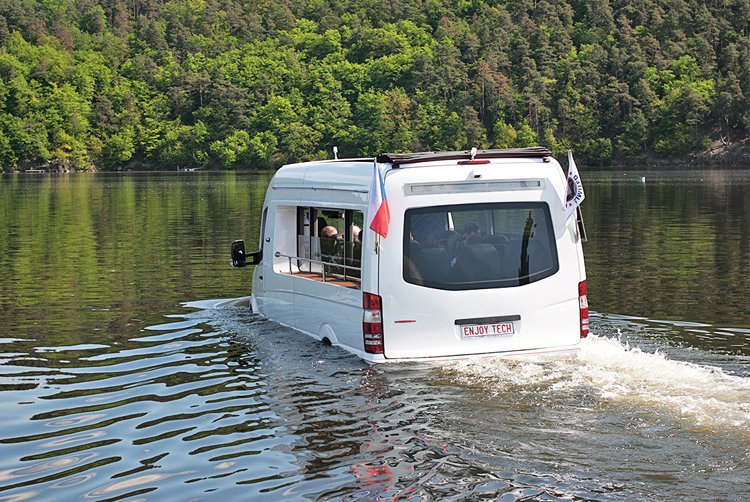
[403,202,559,290]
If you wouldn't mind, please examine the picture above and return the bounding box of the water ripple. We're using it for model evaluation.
[1,304,749,500]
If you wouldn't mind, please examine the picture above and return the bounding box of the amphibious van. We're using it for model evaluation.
[231,147,588,363]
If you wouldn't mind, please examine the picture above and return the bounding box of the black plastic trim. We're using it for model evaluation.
[377,147,552,166]
[454,315,521,325]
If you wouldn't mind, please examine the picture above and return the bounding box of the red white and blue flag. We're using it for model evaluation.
[368,163,390,238]
[565,150,585,222]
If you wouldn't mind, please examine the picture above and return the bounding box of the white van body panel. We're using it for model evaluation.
[249,150,586,363]
[252,160,383,360]
[378,158,583,359]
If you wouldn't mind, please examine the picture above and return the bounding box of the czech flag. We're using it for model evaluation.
[368,163,390,238]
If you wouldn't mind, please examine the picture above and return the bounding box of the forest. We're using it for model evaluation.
[1,0,750,171]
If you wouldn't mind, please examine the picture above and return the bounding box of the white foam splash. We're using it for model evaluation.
[181,297,253,310]
[444,335,750,431]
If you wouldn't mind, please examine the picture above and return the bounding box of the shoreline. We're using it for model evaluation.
[6,147,750,174]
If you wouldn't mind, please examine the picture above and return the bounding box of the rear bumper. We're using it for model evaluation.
[365,343,581,364]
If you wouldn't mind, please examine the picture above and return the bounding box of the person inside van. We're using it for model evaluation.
[346,225,363,279]
[320,225,338,239]
[319,225,341,276]
[460,222,482,245]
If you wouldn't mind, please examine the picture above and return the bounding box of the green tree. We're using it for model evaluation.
[413,96,467,151]
[493,119,517,148]
[351,88,414,155]
[515,120,538,147]
[0,0,748,169]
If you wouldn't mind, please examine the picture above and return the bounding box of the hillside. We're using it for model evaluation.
[1,0,750,170]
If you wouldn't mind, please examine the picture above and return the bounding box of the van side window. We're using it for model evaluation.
[273,206,362,289]
[404,202,559,290]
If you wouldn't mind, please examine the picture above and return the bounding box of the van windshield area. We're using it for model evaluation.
[403,202,559,290]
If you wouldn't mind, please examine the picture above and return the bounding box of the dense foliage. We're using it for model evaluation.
[1,0,749,170]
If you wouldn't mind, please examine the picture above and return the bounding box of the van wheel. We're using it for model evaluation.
[321,337,332,346]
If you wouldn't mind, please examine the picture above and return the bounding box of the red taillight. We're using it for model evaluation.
[363,292,384,354]
[579,280,589,338]
[457,159,490,165]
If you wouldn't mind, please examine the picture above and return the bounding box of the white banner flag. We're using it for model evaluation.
[565,150,585,222]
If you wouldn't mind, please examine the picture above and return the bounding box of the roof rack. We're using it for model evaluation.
[376,147,552,167]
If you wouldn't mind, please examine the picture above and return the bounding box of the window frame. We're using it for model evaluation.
[277,205,363,288]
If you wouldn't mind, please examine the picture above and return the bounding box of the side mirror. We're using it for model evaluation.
[231,240,246,267]
[231,240,262,267]
[247,250,262,265]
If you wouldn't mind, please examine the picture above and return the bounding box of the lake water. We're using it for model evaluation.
[1,170,749,501]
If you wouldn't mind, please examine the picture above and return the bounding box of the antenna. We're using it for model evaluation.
[470,147,477,160]
[333,146,338,160]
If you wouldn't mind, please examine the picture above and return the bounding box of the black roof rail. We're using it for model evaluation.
[376,147,552,166]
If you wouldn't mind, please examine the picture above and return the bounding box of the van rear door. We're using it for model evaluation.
[379,201,582,359]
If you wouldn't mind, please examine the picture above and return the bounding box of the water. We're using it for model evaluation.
[1,170,749,501]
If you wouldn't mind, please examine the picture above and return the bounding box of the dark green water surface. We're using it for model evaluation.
[0,170,748,501]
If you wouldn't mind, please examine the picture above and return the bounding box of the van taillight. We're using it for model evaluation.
[363,292,384,354]
[579,280,589,338]
[457,159,490,165]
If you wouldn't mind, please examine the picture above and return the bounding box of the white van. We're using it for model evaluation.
[231,147,588,363]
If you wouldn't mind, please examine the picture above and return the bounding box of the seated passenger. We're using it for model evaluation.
[320,225,338,239]
[345,237,362,278]
[320,225,339,262]
[460,222,482,245]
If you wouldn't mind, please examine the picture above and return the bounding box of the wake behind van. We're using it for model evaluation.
[231,147,588,363]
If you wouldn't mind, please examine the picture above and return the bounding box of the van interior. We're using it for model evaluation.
[274,206,364,289]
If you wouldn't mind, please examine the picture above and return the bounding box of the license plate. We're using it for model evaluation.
[461,321,515,338]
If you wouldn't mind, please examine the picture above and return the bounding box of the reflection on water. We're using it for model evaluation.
[0,172,271,344]
[584,170,750,328]
[1,171,749,500]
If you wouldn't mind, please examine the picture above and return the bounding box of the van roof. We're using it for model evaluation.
[376,147,552,167]
[315,147,553,168]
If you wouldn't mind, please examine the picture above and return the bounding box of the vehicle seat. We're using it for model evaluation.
[455,243,503,282]
[416,246,452,283]
[345,240,362,278]
[404,240,424,282]
[321,236,344,276]
[446,232,464,260]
